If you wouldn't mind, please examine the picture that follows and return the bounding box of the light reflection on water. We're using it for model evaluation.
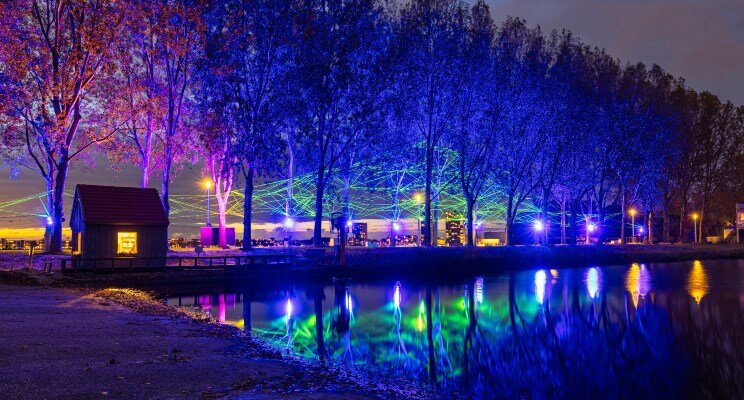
[166,259,744,398]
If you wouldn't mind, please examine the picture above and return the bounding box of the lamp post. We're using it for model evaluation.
[414,193,423,246]
[628,208,637,244]
[203,179,212,227]
[692,212,699,244]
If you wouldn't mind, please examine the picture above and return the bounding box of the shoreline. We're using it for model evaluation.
[0,275,435,400]
[4,244,744,291]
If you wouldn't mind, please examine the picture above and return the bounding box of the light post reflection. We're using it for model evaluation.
[585,267,602,300]
[625,263,652,308]
[687,260,709,304]
[535,270,547,305]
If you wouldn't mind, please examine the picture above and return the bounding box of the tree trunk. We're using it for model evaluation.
[568,198,577,246]
[679,188,688,242]
[217,202,227,248]
[313,166,326,247]
[49,158,70,253]
[161,143,172,218]
[432,192,440,247]
[390,222,396,248]
[620,191,626,244]
[663,209,670,242]
[648,210,654,244]
[505,195,514,246]
[560,196,567,245]
[466,198,475,246]
[423,147,433,247]
[242,167,254,251]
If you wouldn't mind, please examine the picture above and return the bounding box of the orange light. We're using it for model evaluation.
[628,208,637,217]
[691,212,699,221]
[203,179,212,190]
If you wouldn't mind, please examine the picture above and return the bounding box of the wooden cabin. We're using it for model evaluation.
[70,185,170,261]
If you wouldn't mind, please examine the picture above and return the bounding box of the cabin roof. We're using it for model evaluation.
[73,185,170,226]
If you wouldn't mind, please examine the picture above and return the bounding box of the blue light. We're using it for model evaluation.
[46,216,53,226]
[533,220,544,232]
[585,267,601,299]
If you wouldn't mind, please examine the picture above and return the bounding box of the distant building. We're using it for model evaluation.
[350,222,368,246]
[443,216,462,247]
[70,185,169,262]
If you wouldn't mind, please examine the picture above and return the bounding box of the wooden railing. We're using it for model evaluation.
[60,253,294,273]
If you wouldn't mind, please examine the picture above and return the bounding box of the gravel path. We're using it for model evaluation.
[0,284,380,400]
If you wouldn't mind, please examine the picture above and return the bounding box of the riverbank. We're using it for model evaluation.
[345,243,744,271]
[0,278,433,399]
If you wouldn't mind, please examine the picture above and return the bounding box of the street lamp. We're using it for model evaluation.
[414,193,423,246]
[692,212,699,244]
[628,208,637,244]
[203,179,212,227]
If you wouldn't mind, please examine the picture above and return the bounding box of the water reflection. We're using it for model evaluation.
[535,270,547,305]
[167,260,744,398]
[584,267,601,299]
[687,260,709,304]
[625,263,652,308]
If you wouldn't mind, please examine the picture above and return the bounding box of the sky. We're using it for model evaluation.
[2,0,743,238]
[485,0,744,104]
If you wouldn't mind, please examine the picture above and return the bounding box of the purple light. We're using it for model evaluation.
[392,222,401,231]
[587,223,597,233]
[283,217,294,229]
[638,226,644,233]
[346,220,353,228]
[46,216,53,226]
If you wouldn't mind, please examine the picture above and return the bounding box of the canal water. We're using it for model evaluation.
[165,259,744,398]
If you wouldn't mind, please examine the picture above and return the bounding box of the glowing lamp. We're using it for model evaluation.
[203,179,212,190]
[283,217,295,229]
[46,216,53,226]
[533,220,544,232]
[587,223,597,233]
[628,208,637,217]
[285,298,293,319]
[691,212,699,221]
[414,193,423,203]
[638,227,644,233]
[393,222,401,231]
[346,220,353,228]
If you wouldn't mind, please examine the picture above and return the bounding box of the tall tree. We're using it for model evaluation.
[0,0,127,252]
[295,0,389,246]
[452,0,495,246]
[158,0,202,219]
[396,0,464,246]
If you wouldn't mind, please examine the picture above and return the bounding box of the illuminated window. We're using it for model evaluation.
[117,232,138,255]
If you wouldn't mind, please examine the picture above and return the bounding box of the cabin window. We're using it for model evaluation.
[117,232,138,255]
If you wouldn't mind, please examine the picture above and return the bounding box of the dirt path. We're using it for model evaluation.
[0,284,383,400]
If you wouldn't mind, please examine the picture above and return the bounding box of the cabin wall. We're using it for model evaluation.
[81,224,167,263]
